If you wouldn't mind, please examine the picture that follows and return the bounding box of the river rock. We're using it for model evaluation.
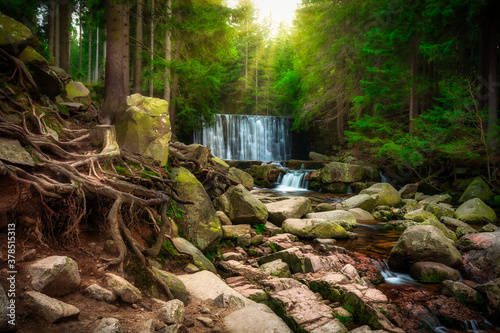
[65,81,91,109]
[314,203,335,212]
[104,273,142,304]
[320,162,366,183]
[222,224,251,239]
[177,270,253,306]
[440,216,469,229]
[403,208,437,222]
[216,211,232,225]
[172,167,222,251]
[265,196,311,226]
[27,255,81,297]
[348,208,375,221]
[420,194,452,206]
[93,317,123,333]
[282,218,348,240]
[399,183,419,199]
[228,167,254,190]
[359,183,402,208]
[337,194,376,212]
[0,137,35,167]
[305,210,357,231]
[387,225,462,271]
[459,176,494,204]
[475,282,500,322]
[457,231,500,281]
[116,94,171,166]
[214,184,269,225]
[410,262,460,282]
[22,291,80,323]
[213,292,246,309]
[441,280,482,309]
[152,268,189,303]
[0,13,34,55]
[224,303,292,333]
[454,198,497,224]
[157,299,185,324]
[420,218,457,241]
[425,203,454,219]
[171,237,216,273]
[249,164,279,182]
[455,225,478,239]
[259,259,292,278]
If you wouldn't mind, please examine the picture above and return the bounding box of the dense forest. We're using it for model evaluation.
[1,0,499,177]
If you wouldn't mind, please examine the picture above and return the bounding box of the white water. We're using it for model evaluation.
[193,114,292,161]
[275,170,310,191]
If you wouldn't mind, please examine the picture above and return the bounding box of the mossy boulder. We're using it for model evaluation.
[404,208,437,222]
[0,13,34,55]
[116,94,171,166]
[265,197,311,226]
[320,162,366,183]
[65,81,91,110]
[359,183,402,208]
[454,198,497,224]
[282,218,348,239]
[249,164,278,181]
[388,225,462,271]
[420,194,452,206]
[172,167,222,252]
[309,151,330,162]
[410,262,460,283]
[425,203,454,219]
[18,45,47,66]
[0,138,35,166]
[228,167,254,191]
[441,280,483,309]
[459,176,494,204]
[213,184,268,225]
[305,210,357,231]
[152,268,189,303]
[171,237,216,273]
[337,194,376,212]
[420,218,457,241]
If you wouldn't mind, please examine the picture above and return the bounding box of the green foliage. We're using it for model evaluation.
[268,241,278,253]
[166,199,184,221]
[114,165,132,176]
[252,223,267,235]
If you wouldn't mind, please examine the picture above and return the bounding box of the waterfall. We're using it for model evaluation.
[276,164,310,191]
[193,114,292,161]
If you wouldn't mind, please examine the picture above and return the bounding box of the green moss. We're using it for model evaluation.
[115,165,132,176]
[252,223,268,235]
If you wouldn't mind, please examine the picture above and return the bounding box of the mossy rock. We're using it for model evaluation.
[459,176,494,204]
[359,183,402,208]
[410,262,460,283]
[0,13,34,55]
[282,218,348,240]
[454,198,497,224]
[65,81,91,109]
[420,218,457,241]
[321,162,366,183]
[152,268,189,303]
[213,184,268,225]
[404,208,437,222]
[228,167,254,191]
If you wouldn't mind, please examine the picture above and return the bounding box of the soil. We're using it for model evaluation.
[0,223,232,333]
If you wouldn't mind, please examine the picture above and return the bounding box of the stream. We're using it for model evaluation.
[255,179,500,333]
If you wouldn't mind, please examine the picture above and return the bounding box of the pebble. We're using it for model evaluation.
[197,317,214,328]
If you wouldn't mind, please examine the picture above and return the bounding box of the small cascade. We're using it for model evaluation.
[193,114,292,161]
[276,165,310,191]
[379,261,417,285]
[379,170,389,183]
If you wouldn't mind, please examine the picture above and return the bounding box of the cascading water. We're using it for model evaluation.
[276,164,310,191]
[193,114,292,161]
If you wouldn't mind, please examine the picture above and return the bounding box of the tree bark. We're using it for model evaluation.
[48,1,55,62]
[409,35,419,136]
[164,0,172,103]
[486,6,499,148]
[59,2,72,73]
[170,41,180,134]
[79,1,83,73]
[133,0,143,94]
[149,0,155,97]
[101,0,128,125]
[337,112,345,145]
[95,27,99,83]
[87,14,92,84]
[54,3,60,67]
[123,0,130,94]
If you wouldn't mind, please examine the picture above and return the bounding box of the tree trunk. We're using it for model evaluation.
[95,27,99,83]
[48,1,55,62]
[133,0,143,94]
[164,0,172,103]
[101,0,127,125]
[123,0,130,94]
[409,35,419,136]
[87,14,92,84]
[149,0,155,97]
[337,112,345,145]
[59,2,71,73]
[79,1,83,73]
[486,7,499,148]
[54,3,60,67]
[170,42,180,136]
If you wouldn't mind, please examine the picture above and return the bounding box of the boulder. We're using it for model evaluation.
[337,194,376,212]
[321,162,366,183]
[213,184,268,225]
[18,45,47,66]
[93,318,123,333]
[27,256,81,297]
[0,137,35,167]
[65,81,91,110]
[249,164,279,181]
[441,281,482,309]
[259,259,292,278]
[228,167,254,190]
[403,208,437,222]
[387,225,462,271]
[459,176,494,204]
[348,208,374,221]
[172,167,222,251]
[116,94,171,166]
[410,262,460,282]
[359,183,402,208]
[457,232,500,281]
[0,13,33,55]
[152,268,189,303]
[171,237,216,273]
[177,270,254,306]
[309,151,330,162]
[305,210,357,231]
[85,284,116,303]
[265,197,311,226]
[222,224,251,239]
[213,292,246,309]
[104,273,142,304]
[282,218,348,240]
[314,203,335,212]
[22,291,80,323]
[224,303,292,333]
[425,203,454,219]
[420,194,452,206]
[475,282,500,321]
[216,211,232,225]
[157,299,185,324]
[454,198,497,224]
[32,64,65,98]
[440,216,469,229]
[455,225,478,239]
[399,183,419,199]
[420,218,457,241]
